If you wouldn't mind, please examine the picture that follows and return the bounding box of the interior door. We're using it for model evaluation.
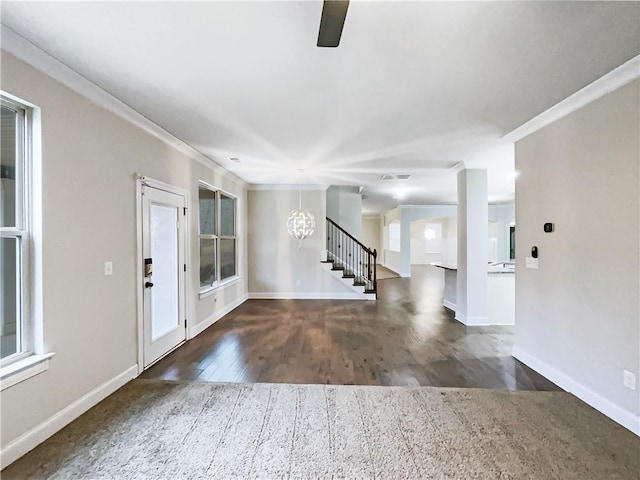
[142,185,186,367]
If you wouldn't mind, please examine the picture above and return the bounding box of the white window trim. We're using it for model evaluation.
[0,353,54,391]
[198,181,239,294]
[0,91,49,389]
[198,276,241,300]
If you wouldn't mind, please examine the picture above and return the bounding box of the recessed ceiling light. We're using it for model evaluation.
[229,157,241,163]
[392,189,407,200]
[381,174,410,180]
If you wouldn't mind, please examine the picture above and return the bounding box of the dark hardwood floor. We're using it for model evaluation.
[141,265,560,391]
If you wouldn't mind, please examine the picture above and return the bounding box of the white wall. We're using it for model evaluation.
[409,218,444,265]
[514,79,639,433]
[441,216,458,266]
[412,204,514,267]
[326,186,362,238]
[361,216,382,263]
[382,207,401,272]
[0,51,248,454]
[488,221,498,263]
[247,189,357,298]
[383,205,457,276]
[488,203,515,262]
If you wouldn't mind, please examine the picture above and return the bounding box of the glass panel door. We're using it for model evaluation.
[150,204,179,341]
[142,185,186,367]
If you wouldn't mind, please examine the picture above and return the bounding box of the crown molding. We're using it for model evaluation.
[504,54,640,143]
[0,24,247,188]
[248,184,329,191]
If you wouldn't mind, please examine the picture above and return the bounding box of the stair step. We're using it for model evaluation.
[320,260,334,264]
[343,274,355,279]
[331,266,345,271]
[353,281,366,286]
[364,289,376,294]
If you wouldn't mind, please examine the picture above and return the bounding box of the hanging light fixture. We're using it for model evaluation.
[286,173,316,248]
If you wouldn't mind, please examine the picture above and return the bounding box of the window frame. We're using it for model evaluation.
[1,95,31,367]
[198,181,238,296]
[0,91,51,391]
[424,223,442,254]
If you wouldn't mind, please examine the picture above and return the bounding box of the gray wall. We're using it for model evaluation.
[0,51,248,448]
[247,189,357,297]
[514,79,639,424]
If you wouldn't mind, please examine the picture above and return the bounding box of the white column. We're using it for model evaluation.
[456,169,488,325]
[400,212,411,277]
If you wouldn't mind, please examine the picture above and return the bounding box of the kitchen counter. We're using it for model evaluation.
[430,262,515,325]
[431,262,515,274]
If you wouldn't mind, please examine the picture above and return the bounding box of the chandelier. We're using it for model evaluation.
[286,183,316,248]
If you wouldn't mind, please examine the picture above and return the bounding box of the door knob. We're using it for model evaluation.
[145,282,154,288]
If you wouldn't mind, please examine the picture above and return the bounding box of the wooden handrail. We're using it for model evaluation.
[326,217,375,255]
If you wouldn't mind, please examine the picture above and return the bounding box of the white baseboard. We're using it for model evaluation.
[455,312,489,326]
[1,365,138,468]
[513,346,640,436]
[189,293,248,338]
[443,299,457,312]
[248,292,366,300]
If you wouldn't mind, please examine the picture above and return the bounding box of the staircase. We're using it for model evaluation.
[321,217,377,299]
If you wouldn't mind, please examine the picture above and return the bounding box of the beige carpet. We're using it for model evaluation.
[3,380,639,479]
[376,265,400,280]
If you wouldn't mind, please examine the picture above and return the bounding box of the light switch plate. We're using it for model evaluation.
[525,257,539,269]
[104,261,113,276]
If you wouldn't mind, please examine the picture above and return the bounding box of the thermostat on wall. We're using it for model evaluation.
[544,223,554,232]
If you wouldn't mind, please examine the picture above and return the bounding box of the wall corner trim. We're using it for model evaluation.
[0,365,138,468]
[443,299,457,312]
[513,346,640,436]
[0,25,246,188]
[189,294,249,338]
[503,54,640,142]
[456,315,490,326]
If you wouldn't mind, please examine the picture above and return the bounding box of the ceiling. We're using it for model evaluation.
[1,1,639,214]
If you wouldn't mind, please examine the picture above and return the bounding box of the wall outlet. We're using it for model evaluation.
[623,370,636,390]
[104,261,113,276]
[525,257,539,269]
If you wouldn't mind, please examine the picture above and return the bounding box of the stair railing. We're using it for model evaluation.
[325,217,377,297]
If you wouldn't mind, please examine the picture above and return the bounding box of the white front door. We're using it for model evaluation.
[142,185,187,367]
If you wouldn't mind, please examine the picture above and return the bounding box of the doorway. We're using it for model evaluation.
[137,176,188,369]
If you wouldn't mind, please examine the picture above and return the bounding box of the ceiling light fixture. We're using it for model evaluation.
[393,189,407,200]
[286,172,316,248]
